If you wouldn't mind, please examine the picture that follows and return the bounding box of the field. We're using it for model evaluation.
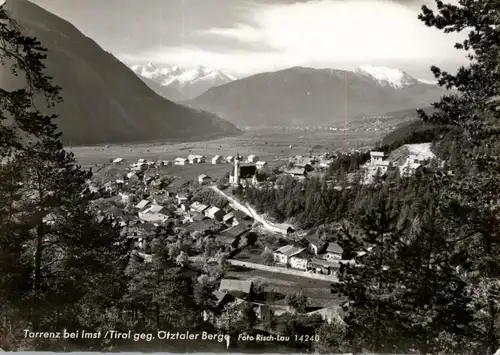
[226,264,336,306]
[70,128,381,168]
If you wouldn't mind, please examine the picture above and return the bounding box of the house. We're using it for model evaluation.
[119,192,136,204]
[134,222,157,236]
[191,213,207,222]
[174,157,188,166]
[186,219,215,234]
[215,235,239,249]
[103,181,117,193]
[399,162,424,177]
[289,250,313,270]
[217,224,250,241]
[176,192,188,204]
[325,242,343,260]
[285,168,307,180]
[295,158,315,172]
[222,212,235,225]
[138,204,169,224]
[205,206,225,221]
[273,245,305,266]
[198,174,212,185]
[113,157,125,165]
[219,279,255,300]
[256,161,268,170]
[131,162,148,171]
[306,236,327,255]
[226,156,235,163]
[307,305,345,325]
[126,171,138,180]
[308,258,340,275]
[203,290,236,322]
[247,155,259,163]
[232,210,249,220]
[188,154,206,164]
[134,199,151,211]
[212,155,224,164]
[190,201,209,214]
[370,151,385,164]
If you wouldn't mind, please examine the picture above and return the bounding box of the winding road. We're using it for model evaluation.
[209,185,294,236]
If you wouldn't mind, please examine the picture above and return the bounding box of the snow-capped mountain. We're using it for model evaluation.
[129,63,235,100]
[356,65,419,89]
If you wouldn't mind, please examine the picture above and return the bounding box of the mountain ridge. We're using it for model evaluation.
[182,65,445,127]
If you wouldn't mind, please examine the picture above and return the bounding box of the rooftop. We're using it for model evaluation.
[219,279,253,294]
[275,245,305,257]
[326,242,343,254]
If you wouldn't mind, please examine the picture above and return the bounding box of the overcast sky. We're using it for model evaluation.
[30,0,467,79]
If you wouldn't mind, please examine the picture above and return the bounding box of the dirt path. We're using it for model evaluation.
[210,185,294,236]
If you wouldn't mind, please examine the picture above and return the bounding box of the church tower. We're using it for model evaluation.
[233,153,241,186]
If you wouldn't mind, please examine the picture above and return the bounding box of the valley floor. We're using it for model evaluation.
[69,128,381,166]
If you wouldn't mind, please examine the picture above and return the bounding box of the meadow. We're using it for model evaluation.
[70,128,381,168]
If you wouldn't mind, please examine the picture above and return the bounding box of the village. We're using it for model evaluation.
[80,142,442,328]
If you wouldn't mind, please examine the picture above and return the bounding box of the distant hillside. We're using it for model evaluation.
[380,119,449,152]
[2,0,240,146]
[183,66,446,127]
[136,75,184,102]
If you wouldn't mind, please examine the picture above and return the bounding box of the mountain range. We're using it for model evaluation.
[1,0,240,146]
[130,63,235,101]
[182,65,445,128]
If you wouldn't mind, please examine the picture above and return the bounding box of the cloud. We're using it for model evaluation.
[198,24,264,43]
[120,0,467,75]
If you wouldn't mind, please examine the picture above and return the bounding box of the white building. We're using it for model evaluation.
[370,151,384,164]
[113,157,125,165]
[138,204,169,224]
[205,206,225,221]
[174,157,188,166]
[360,151,391,183]
[212,155,224,164]
[135,199,150,210]
[226,156,235,163]
[289,250,310,270]
[256,161,268,170]
[198,174,212,185]
[188,154,206,164]
[247,155,259,163]
[119,192,136,204]
[190,201,209,214]
[273,245,305,266]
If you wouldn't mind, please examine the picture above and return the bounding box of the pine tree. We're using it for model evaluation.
[418,1,500,353]
[0,8,128,350]
[333,198,405,353]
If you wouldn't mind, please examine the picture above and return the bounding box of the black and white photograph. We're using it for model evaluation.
[1,0,500,353]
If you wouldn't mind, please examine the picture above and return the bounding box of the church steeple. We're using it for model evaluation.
[234,154,240,185]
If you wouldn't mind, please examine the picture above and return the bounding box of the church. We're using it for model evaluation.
[229,154,258,187]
